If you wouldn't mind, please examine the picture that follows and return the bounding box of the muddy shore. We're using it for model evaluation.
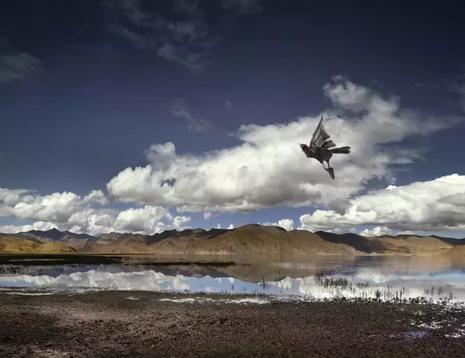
[1,292,465,357]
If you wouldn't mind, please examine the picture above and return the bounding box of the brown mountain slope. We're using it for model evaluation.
[84,233,152,253]
[1,226,464,259]
[18,228,96,250]
[316,231,385,253]
[81,226,462,259]
[0,235,76,253]
[83,228,231,254]
[369,235,454,255]
[151,225,360,261]
[78,225,359,260]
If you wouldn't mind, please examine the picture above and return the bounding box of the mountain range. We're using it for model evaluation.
[1,225,465,261]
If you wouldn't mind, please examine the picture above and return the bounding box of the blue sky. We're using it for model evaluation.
[0,0,465,237]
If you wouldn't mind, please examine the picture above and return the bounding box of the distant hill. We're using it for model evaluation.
[176,225,359,259]
[316,231,457,256]
[370,235,453,255]
[85,228,230,254]
[0,225,464,260]
[17,228,96,250]
[83,224,359,260]
[429,235,465,246]
[0,235,76,253]
[316,231,385,253]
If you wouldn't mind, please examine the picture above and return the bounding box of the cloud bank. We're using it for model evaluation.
[0,189,189,235]
[1,77,462,236]
[262,219,295,231]
[300,174,465,233]
[108,77,454,213]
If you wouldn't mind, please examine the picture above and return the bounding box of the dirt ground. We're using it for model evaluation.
[0,291,464,357]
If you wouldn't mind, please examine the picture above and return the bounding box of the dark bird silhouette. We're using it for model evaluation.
[300,116,351,179]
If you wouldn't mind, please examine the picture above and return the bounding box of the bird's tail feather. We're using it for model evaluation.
[330,146,351,154]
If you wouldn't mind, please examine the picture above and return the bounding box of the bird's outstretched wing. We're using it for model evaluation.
[309,117,335,149]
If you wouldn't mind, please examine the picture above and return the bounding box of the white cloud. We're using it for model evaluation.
[227,224,235,229]
[68,205,186,236]
[68,208,116,236]
[11,192,87,222]
[2,76,462,236]
[0,221,57,234]
[108,77,455,213]
[0,188,185,236]
[0,189,107,225]
[263,218,294,231]
[0,188,114,234]
[398,230,417,236]
[359,226,392,237]
[172,215,191,230]
[83,190,108,205]
[113,205,168,234]
[300,174,465,232]
[0,188,34,206]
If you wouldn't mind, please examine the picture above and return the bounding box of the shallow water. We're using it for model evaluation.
[1,255,465,302]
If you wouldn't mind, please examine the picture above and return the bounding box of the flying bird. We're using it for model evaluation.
[300,116,351,179]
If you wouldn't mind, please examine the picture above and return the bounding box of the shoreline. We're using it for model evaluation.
[1,291,465,357]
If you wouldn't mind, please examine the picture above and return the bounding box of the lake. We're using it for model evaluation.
[1,254,465,303]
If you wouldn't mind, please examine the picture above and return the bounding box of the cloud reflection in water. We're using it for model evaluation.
[0,264,464,303]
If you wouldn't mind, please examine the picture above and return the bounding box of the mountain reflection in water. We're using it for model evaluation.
[1,255,465,302]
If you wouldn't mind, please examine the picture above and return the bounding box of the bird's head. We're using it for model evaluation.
[300,143,312,158]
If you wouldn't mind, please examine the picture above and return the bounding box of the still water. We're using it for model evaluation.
[1,255,465,302]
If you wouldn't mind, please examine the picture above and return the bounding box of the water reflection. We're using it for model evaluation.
[1,256,465,302]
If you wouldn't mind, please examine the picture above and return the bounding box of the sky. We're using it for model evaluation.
[1,0,465,237]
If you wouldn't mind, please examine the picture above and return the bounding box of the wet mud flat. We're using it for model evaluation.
[1,292,465,357]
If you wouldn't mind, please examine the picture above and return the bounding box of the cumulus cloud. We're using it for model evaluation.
[67,208,117,235]
[0,187,189,235]
[104,0,261,72]
[172,215,191,230]
[83,190,108,205]
[0,188,35,208]
[0,52,42,86]
[112,205,168,234]
[108,77,456,213]
[0,221,57,234]
[359,226,392,237]
[0,188,111,233]
[263,218,294,231]
[171,98,212,132]
[300,174,465,232]
[9,191,90,222]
